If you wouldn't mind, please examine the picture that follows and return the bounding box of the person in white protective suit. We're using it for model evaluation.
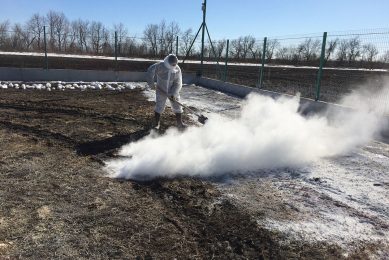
[146,54,186,129]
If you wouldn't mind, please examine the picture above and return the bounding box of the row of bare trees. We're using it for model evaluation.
[1,11,389,66]
[226,36,389,65]
[0,12,114,54]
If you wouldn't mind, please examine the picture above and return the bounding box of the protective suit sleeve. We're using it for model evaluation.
[146,63,157,88]
[171,66,182,96]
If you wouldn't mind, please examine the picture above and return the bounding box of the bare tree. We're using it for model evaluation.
[230,37,243,59]
[230,36,256,59]
[325,38,338,62]
[114,23,128,55]
[0,20,10,49]
[46,11,57,50]
[121,37,137,56]
[46,11,69,51]
[336,39,348,62]
[10,23,34,50]
[205,40,221,59]
[241,36,255,59]
[215,39,226,58]
[265,39,280,61]
[72,19,89,52]
[248,41,262,60]
[26,14,45,49]
[382,50,389,63]
[54,12,68,52]
[180,28,195,57]
[299,38,321,61]
[137,42,148,57]
[90,21,104,53]
[275,47,289,60]
[292,45,304,62]
[101,27,112,54]
[67,21,78,52]
[143,24,159,56]
[362,43,378,62]
[165,21,180,54]
[157,20,168,55]
[346,37,361,63]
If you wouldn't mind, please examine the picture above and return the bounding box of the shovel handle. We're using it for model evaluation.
[154,86,199,115]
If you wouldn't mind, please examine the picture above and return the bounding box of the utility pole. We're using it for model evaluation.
[182,0,220,78]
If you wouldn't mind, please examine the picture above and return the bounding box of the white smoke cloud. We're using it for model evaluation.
[105,86,387,181]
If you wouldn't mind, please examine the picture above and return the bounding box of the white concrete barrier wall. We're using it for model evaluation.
[0,67,197,84]
[198,77,331,113]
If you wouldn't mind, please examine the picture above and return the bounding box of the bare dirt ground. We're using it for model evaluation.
[0,86,387,259]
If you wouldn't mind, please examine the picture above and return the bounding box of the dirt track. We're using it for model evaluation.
[0,87,372,259]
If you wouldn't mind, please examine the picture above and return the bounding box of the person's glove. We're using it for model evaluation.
[169,95,176,102]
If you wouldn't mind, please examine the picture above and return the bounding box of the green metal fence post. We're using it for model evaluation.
[114,31,118,71]
[315,32,327,101]
[43,26,48,70]
[199,0,207,76]
[223,39,229,82]
[176,36,179,56]
[259,37,267,88]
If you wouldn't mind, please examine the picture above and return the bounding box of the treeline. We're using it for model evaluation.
[0,11,388,68]
[0,11,210,59]
[227,36,389,68]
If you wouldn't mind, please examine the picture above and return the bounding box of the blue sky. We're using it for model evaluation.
[1,0,388,39]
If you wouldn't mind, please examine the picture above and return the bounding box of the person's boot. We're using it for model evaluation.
[153,112,161,129]
[175,113,187,130]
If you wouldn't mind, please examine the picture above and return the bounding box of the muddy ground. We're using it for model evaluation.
[0,87,381,259]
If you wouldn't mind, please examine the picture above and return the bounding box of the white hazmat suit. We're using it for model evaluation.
[147,55,183,114]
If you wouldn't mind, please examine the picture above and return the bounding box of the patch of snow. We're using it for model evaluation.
[261,212,386,246]
[166,84,389,255]
[0,51,386,72]
[0,81,146,92]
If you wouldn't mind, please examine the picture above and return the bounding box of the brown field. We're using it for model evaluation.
[0,88,370,259]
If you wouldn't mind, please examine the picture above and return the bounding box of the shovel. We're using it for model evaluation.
[155,86,208,124]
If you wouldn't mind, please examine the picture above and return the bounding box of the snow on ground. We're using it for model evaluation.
[173,84,389,257]
[0,81,146,91]
[1,51,387,72]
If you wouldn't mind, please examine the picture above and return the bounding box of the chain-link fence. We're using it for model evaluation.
[208,29,389,113]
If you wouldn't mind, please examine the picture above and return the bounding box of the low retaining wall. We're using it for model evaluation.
[0,67,197,84]
[0,67,146,82]
[197,77,341,114]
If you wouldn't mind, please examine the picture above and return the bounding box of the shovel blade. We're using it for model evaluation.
[198,115,208,124]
